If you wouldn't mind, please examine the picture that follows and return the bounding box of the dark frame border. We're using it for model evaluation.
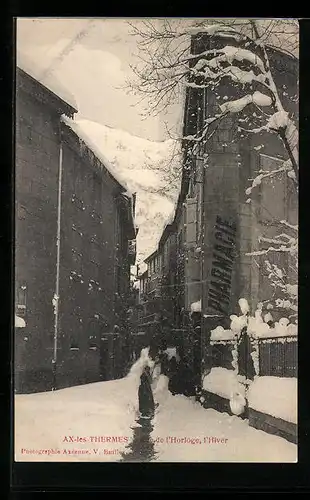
[2,13,310,494]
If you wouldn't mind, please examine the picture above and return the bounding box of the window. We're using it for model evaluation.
[90,237,101,266]
[90,210,102,224]
[257,154,291,301]
[258,154,287,223]
[71,193,85,211]
[72,249,83,274]
[72,224,83,250]
[115,264,122,295]
[70,341,79,351]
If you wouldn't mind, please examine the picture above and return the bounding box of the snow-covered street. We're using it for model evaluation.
[15,350,297,463]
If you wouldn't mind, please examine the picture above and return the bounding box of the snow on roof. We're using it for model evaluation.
[61,115,132,194]
[16,50,78,111]
[61,119,178,264]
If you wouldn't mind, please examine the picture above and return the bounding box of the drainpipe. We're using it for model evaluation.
[199,85,207,391]
[52,124,63,390]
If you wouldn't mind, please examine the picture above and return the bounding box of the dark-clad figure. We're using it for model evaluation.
[167,356,181,395]
[178,356,196,397]
[138,366,155,418]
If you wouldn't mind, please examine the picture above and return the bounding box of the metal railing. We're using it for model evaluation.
[209,335,297,378]
[258,337,297,377]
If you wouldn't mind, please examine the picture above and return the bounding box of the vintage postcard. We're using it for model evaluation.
[14,18,298,463]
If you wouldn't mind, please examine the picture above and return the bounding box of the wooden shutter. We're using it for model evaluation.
[186,197,197,249]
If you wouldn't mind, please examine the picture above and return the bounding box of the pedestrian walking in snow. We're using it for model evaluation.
[138,365,155,418]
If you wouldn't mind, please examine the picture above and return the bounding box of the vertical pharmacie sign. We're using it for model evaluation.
[206,215,237,316]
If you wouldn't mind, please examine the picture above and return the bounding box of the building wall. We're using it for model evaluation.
[55,125,122,388]
[15,78,61,393]
[235,48,298,313]
[184,34,298,331]
[15,71,135,393]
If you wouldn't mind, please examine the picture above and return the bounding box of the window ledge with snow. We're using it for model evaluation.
[210,326,237,342]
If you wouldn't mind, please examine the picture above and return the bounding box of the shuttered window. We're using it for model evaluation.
[186,197,197,248]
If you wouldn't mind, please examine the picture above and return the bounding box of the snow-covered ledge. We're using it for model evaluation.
[210,298,297,342]
[15,315,26,328]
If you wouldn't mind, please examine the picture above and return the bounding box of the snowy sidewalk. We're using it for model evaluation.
[14,351,153,462]
[14,350,297,463]
[149,375,297,462]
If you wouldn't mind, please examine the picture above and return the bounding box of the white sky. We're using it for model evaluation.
[16,18,183,141]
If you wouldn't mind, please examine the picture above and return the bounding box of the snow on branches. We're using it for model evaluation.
[128,20,298,180]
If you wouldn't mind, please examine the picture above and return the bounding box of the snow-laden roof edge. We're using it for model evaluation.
[16,50,78,112]
[61,115,133,196]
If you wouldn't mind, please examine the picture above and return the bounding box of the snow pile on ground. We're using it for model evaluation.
[127,347,155,394]
[248,376,297,424]
[14,348,153,462]
[17,50,78,110]
[202,367,245,400]
[150,375,297,462]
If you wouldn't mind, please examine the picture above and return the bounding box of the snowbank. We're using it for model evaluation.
[202,367,245,400]
[17,50,78,111]
[248,376,297,424]
[15,315,26,328]
[151,375,296,462]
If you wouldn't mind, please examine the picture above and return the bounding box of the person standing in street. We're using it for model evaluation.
[138,365,155,419]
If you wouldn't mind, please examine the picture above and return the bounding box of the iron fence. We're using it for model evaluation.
[258,337,297,377]
[209,335,297,378]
